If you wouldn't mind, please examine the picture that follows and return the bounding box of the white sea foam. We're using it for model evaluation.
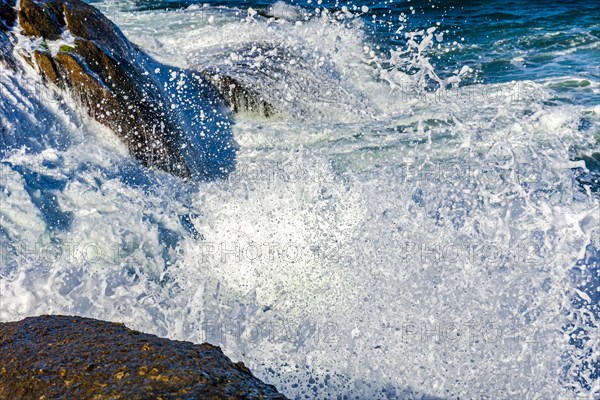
[1,2,599,399]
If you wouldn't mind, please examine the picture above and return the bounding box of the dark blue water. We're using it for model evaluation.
[96,0,600,105]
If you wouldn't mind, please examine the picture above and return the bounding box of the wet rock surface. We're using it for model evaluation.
[203,71,276,118]
[15,0,236,180]
[0,315,287,400]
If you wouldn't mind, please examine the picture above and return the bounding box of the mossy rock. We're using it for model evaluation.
[59,44,75,52]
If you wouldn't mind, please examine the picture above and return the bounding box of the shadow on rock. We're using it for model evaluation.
[11,0,237,180]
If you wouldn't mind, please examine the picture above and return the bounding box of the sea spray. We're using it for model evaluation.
[1,0,599,398]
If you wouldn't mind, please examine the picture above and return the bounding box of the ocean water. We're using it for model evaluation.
[1,0,599,399]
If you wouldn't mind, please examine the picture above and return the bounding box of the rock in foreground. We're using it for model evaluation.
[0,315,287,400]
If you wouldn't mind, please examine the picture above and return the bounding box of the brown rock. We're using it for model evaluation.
[0,315,287,400]
[18,0,64,40]
[204,72,276,118]
[33,50,59,84]
[59,0,130,58]
[17,0,236,180]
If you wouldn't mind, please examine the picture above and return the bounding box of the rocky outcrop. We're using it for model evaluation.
[0,315,287,399]
[14,0,236,180]
[203,71,276,118]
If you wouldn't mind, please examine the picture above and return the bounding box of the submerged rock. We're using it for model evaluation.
[14,0,236,180]
[203,70,276,118]
[197,41,374,122]
[0,315,287,399]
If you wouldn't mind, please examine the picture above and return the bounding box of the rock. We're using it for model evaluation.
[197,41,373,122]
[0,315,287,400]
[33,49,59,83]
[17,0,236,180]
[18,0,63,39]
[203,70,277,118]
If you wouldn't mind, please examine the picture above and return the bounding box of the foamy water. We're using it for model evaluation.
[1,1,599,398]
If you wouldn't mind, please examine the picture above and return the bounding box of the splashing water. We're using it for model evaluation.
[1,1,599,398]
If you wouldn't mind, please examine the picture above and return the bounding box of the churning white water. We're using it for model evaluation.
[1,1,599,398]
